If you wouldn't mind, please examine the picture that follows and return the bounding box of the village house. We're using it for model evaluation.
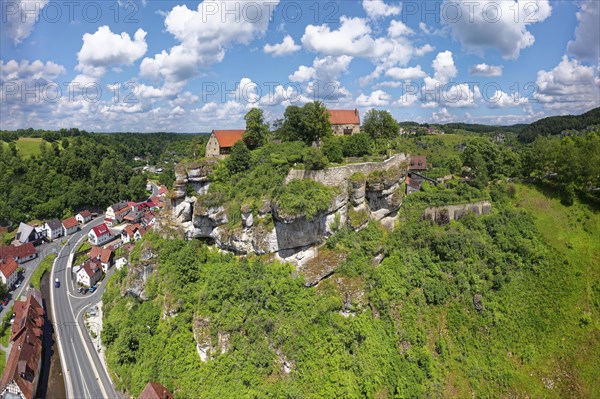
[123,211,142,224]
[408,156,428,171]
[88,223,112,246]
[157,186,169,198]
[0,243,37,264]
[0,289,44,399]
[121,224,147,244]
[142,211,157,227]
[205,130,245,158]
[105,202,129,226]
[74,259,102,288]
[0,257,18,288]
[89,246,114,273]
[62,217,79,235]
[76,210,92,224]
[138,382,174,399]
[43,219,63,241]
[327,109,361,136]
[15,223,44,245]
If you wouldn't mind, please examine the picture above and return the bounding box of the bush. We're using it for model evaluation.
[342,132,372,158]
[321,137,343,163]
[277,179,333,219]
[303,147,329,170]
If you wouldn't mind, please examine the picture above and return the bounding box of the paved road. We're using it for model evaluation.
[149,181,159,198]
[50,217,120,399]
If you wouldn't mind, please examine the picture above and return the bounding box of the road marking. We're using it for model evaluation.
[65,228,111,399]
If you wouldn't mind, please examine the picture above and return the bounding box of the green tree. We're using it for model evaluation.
[343,132,372,157]
[362,109,399,139]
[281,101,332,144]
[321,136,343,163]
[243,108,269,149]
[303,147,329,170]
[226,141,252,174]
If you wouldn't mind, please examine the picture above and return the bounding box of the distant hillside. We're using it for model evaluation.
[519,107,600,142]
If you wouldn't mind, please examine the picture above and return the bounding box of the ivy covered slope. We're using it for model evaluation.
[102,181,599,398]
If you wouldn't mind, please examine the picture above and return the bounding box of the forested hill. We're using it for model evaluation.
[519,107,600,142]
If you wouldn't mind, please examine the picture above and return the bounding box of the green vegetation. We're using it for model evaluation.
[277,179,334,220]
[0,130,199,224]
[277,101,332,144]
[1,137,61,158]
[362,109,400,139]
[519,106,600,142]
[30,254,56,289]
[103,181,599,398]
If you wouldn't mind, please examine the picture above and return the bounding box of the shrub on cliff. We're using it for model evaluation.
[277,179,333,219]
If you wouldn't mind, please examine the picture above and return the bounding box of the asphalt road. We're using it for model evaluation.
[50,217,121,399]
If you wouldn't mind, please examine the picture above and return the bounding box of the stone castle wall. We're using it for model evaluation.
[284,153,408,187]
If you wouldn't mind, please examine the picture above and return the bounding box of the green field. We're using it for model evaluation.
[2,138,63,158]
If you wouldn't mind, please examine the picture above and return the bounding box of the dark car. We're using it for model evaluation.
[54,278,60,288]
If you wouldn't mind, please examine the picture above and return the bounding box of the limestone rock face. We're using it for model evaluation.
[422,201,492,225]
[168,154,409,259]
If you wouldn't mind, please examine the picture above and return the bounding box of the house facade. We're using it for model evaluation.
[75,259,102,287]
[205,130,245,158]
[44,219,64,241]
[15,223,44,245]
[88,223,112,246]
[76,210,92,224]
[62,217,79,235]
[0,258,18,287]
[328,109,361,136]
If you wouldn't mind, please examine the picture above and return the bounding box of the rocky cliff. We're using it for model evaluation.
[164,154,408,261]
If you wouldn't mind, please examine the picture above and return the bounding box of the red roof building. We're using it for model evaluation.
[0,257,18,286]
[409,156,428,171]
[205,130,246,158]
[327,109,361,136]
[0,243,37,264]
[138,382,174,399]
[88,223,112,246]
[62,217,80,234]
[0,289,44,399]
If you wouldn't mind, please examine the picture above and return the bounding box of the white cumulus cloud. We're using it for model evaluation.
[264,35,301,57]
[362,0,402,19]
[469,63,503,77]
[567,0,600,61]
[2,0,49,45]
[443,0,552,59]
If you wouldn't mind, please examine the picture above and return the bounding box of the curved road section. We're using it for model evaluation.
[50,217,119,399]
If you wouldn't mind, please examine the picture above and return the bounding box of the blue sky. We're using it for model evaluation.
[1,0,599,132]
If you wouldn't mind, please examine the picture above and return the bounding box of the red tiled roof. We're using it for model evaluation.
[92,223,110,237]
[78,210,92,218]
[100,248,113,263]
[157,186,169,196]
[1,289,44,399]
[89,246,100,260]
[212,130,245,148]
[0,257,18,279]
[81,259,101,278]
[138,381,174,399]
[409,156,428,170]
[62,217,79,229]
[0,243,36,261]
[327,109,360,125]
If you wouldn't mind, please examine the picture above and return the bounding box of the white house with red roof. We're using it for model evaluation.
[88,223,112,246]
[76,210,92,224]
[62,217,80,235]
[205,130,245,158]
[0,243,37,264]
[74,259,102,288]
[0,257,18,287]
[327,109,361,136]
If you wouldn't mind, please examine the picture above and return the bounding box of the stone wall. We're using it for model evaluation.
[284,153,408,186]
[422,201,492,225]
